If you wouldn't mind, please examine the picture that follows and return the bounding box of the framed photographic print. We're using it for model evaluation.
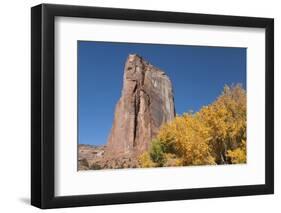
[31,3,274,209]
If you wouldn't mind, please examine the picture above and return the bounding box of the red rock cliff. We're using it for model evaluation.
[106,54,176,159]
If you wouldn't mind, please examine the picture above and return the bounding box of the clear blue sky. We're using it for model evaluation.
[78,41,246,145]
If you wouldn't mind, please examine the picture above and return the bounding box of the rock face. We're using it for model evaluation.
[106,54,176,160]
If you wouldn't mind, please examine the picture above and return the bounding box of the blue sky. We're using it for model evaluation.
[78,41,246,145]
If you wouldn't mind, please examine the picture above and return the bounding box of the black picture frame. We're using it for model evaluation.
[31,3,274,209]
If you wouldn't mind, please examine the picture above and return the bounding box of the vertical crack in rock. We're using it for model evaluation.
[105,54,176,164]
[133,88,140,147]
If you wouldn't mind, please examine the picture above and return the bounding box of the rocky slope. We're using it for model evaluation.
[78,144,106,170]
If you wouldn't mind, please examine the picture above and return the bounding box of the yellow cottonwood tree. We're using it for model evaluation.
[157,115,216,166]
[139,84,246,167]
[198,84,246,164]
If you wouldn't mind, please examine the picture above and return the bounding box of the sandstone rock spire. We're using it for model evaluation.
[106,54,176,159]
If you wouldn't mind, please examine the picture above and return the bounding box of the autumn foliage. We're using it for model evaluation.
[139,84,247,167]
